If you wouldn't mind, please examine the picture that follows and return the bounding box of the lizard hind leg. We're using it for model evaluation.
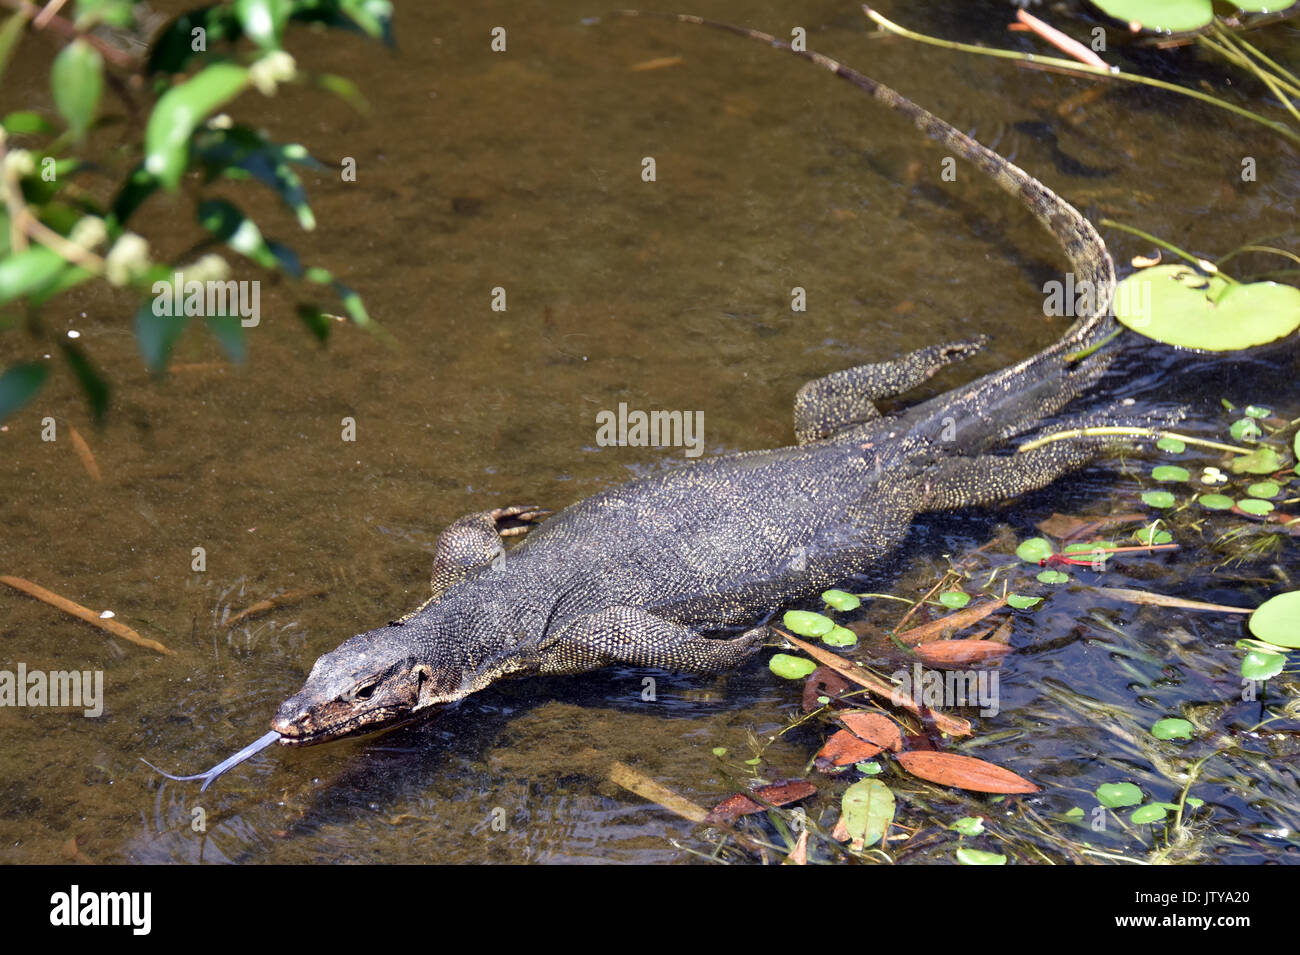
[794,337,988,444]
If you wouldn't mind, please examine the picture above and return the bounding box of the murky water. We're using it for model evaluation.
[1,1,1296,863]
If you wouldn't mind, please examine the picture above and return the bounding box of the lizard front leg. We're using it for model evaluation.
[539,606,764,675]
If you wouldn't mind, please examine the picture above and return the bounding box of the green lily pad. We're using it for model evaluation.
[782,610,834,637]
[1244,405,1271,419]
[856,761,882,775]
[821,589,861,611]
[1007,594,1042,609]
[712,746,727,757]
[1151,465,1190,483]
[939,590,971,609]
[1114,265,1300,350]
[1247,482,1280,499]
[822,625,858,648]
[841,778,895,849]
[1015,537,1053,563]
[1133,525,1173,545]
[1089,0,1218,32]
[1063,807,1085,820]
[950,816,985,836]
[1141,490,1177,508]
[955,847,1006,865]
[768,653,817,680]
[1130,803,1169,825]
[1249,591,1300,648]
[1037,570,1069,584]
[1096,782,1143,808]
[1151,717,1194,740]
[1228,447,1283,475]
[1237,498,1274,516]
[1241,650,1285,681]
[1156,436,1186,453]
[1199,493,1234,510]
[1230,418,1262,442]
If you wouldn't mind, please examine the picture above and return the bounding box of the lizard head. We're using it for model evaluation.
[271,623,465,747]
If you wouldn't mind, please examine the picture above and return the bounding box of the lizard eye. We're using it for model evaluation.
[353,680,378,701]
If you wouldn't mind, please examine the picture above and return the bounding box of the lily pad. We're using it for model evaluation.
[1007,594,1042,609]
[1244,405,1271,419]
[1247,482,1280,499]
[768,653,817,680]
[1130,803,1169,825]
[1198,494,1234,510]
[1151,465,1189,483]
[1228,447,1283,475]
[822,625,858,648]
[1241,650,1285,681]
[1015,537,1053,563]
[1141,490,1177,508]
[1156,436,1186,453]
[1114,265,1300,350]
[1230,418,1262,442]
[955,847,1006,865]
[1096,782,1143,808]
[1037,570,1069,584]
[1151,717,1194,740]
[782,610,834,637]
[1249,591,1300,648]
[1133,526,1173,545]
[939,590,971,609]
[821,589,861,611]
[841,778,895,849]
[950,816,985,836]
[1237,498,1274,516]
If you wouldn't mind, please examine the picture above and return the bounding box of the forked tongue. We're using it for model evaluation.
[140,730,281,792]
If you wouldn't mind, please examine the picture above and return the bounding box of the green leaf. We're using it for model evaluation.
[234,0,291,50]
[1237,498,1273,516]
[1130,803,1169,825]
[821,589,861,611]
[711,747,726,757]
[1114,265,1300,350]
[1007,594,1042,609]
[955,847,1006,865]
[133,300,189,374]
[1037,570,1069,584]
[1133,525,1173,545]
[1244,405,1271,419]
[1229,417,1261,442]
[1141,490,1176,508]
[822,625,858,648]
[0,244,68,305]
[1247,481,1280,499]
[59,341,108,423]
[841,778,894,849]
[1015,537,1053,563]
[1241,650,1285,681]
[1151,717,1194,741]
[1249,591,1300,648]
[145,63,250,188]
[950,816,985,836]
[1228,447,1283,475]
[51,39,102,141]
[1156,436,1185,453]
[147,7,244,76]
[857,761,882,775]
[1151,465,1189,482]
[205,315,247,364]
[1198,493,1234,511]
[2,111,56,135]
[782,610,834,637]
[939,590,971,609]
[194,124,322,231]
[768,653,817,680]
[1096,782,1143,808]
[0,362,47,422]
[0,11,27,87]
[296,303,333,342]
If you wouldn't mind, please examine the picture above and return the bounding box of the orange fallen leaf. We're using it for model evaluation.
[897,598,1008,645]
[838,712,904,752]
[895,751,1039,794]
[705,779,817,824]
[816,729,883,767]
[913,640,1013,667]
[68,426,101,481]
[802,665,850,713]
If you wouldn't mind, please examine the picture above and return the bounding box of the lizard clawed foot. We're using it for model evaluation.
[491,505,552,537]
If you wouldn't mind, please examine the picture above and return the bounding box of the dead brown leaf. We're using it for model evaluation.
[837,712,904,752]
[705,779,817,824]
[913,639,1014,667]
[815,729,883,767]
[895,751,1039,794]
[897,598,1008,645]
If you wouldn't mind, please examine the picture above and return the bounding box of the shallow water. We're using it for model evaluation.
[1,0,1297,863]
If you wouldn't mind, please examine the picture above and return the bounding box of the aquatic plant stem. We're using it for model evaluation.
[861,6,1300,146]
[1018,427,1256,456]
[1099,219,1238,282]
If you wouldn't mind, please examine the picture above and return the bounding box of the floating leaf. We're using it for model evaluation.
[817,729,884,766]
[1228,447,1283,475]
[838,712,904,752]
[1141,490,1177,508]
[821,589,860,611]
[841,778,895,850]
[1096,782,1143,808]
[955,847,1006,865]
[711,747,726,757]
[1241,650,1285,681]
[950,816,985,836]
[51,39,102,140]
[1244,405,1271,418]
[1249,591,1300,648]
[895,751,1039,794]
[1130,803,1168,825]
[783,610,834,637]
[1151,465,1189,483]
[0,362,47,422]
[1015,537,1053,563]
[938,590,971,609]
[857,761,882,775]
[705,779,816,824]
[822,625,858,648]
[1230,418,1262,442]
[1114,264,1300,350]
[1199,494,1234,511]
[769,653,817,680]
[1237,498,1274,516]
[1007,594,1042,609]
[1132,526,1173,545]
[1151,717,1194,740]
[1247,482,1280,499]
[1156,436,1185,453]
[913,639,1012,666]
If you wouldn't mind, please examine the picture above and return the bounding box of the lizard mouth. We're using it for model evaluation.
[271,705,438,747]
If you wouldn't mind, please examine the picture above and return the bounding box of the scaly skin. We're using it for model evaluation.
[272,14,1124,748]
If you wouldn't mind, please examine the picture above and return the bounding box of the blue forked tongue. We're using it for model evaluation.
[140,730,282,792]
